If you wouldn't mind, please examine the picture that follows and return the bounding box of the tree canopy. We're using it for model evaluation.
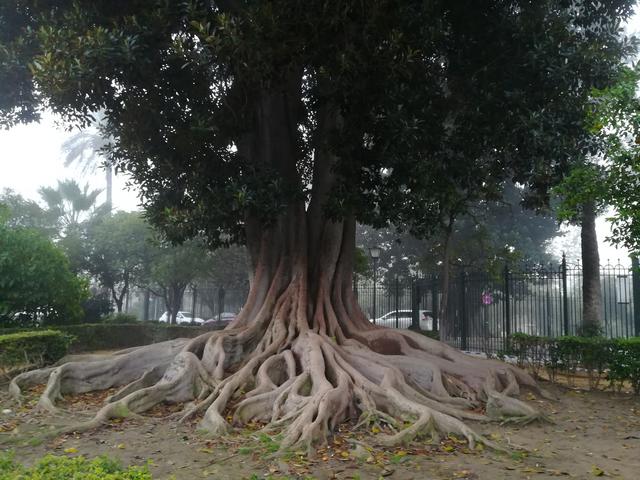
[0,214,88,326]
[1,1,634,244]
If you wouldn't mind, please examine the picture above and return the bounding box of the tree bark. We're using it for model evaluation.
[105,163,113,211]
[581,200,603,334]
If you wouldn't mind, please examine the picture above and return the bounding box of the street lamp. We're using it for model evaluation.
[369,246,381,323]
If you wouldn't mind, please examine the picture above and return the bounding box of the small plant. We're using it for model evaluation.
[0,451,152,479]
[608,338,640,394]
[509,333,640,394]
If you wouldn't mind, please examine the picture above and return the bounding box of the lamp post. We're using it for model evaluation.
[369,246,381,323]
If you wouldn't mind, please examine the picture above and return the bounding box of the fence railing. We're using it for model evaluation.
[124,256,640,355]
[354,256,640,354]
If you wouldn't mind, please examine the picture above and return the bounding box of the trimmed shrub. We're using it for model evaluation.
[508,333,640,394]
[609,338,640,394]
[509,332,549,378]
[102,313,138,324]
[0,452,152,480]
[0,330,74,372]
[0,323,219,354]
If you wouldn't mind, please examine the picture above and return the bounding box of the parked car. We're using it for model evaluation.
[203,312,237,326]
[158,311,204,324]
[370,309,433,330]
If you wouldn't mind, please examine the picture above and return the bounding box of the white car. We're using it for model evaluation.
[371,310,433,330]
[158,311,205,324]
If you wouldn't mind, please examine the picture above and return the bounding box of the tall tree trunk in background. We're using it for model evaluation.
[581,200,602,334]
[143,289,150,321]
[105,163,113,211]
[438,215,455,338]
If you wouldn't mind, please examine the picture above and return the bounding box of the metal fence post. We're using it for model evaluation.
[632,256,640,337]
[395,276,400,329]
[460,269,467,351]
[562,253,569,336]
[504,264,511,350]
[411,278,419,329]
[432,274,439,332]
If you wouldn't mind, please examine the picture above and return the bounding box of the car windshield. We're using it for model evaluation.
[180,312,193,318]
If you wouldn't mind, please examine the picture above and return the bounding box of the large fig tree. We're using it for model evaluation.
[2,0,635,450]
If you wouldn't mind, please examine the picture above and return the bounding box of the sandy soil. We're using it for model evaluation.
[1,381,639,479]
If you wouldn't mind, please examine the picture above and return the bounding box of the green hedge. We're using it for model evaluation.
[0,330,74,372]
[0,323,220,353]
[0,452,152,479]
[507,333,640,393]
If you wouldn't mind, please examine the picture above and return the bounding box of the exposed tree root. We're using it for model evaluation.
[6,318,547,454]
[6,213,548,455]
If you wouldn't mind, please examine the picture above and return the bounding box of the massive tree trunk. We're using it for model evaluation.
[581,200,603,334]
[8,87,544,452]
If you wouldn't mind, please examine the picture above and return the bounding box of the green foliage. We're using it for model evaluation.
[508,333,640,393]
[80,291,114,323]
[0,323,219,353]
[353,247,370,278]
[146,239,214,323]
[609,338,640,394]
[0,1,634,249]
[555,65,640,253]
[0,330,74,371]
[0,189,58,238]
[0,222,88,327]
[553,163,607,224]
[102,313,138,324]
[38,179,104,233]
[0,452,152,480]
[84,211,153,311]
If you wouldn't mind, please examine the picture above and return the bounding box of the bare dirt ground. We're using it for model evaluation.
[1,377,639,479]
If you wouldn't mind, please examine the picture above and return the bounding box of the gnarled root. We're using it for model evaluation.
[8,316,547,454]
[9,338,188,411]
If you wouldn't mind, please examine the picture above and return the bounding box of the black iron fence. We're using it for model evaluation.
[123,256,640,354]
[355,256,640,354]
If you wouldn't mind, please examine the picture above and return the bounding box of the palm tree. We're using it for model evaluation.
[61,112,113,210]
[38,179,103,233]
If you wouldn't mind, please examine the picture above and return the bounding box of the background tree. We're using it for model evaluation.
[0,188,57,238]
[553,66,640,334]
[583,66,640,255]
[199,245,250,318]
[38,179,103,234]
[62,112,114,210]
[84,211,153,313]
[147,239,213,324]
[0,211,88,327]
[554,164,606,334]
[1,0,635,450]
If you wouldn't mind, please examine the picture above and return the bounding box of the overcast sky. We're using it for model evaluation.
[1,11,639,265]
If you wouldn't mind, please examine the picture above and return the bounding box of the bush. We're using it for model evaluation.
[0,323,219,354]
[0,452,152,480]
[508,333,640,393]
[0,223,88,327]
[609,338,640,394]
[102,313,138,324]
[80,292,114,323]
[508,332,549,378]
[0,330,74,372]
